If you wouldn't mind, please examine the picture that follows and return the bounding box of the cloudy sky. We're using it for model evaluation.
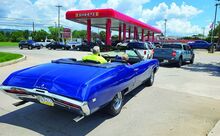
[0,0,219,36]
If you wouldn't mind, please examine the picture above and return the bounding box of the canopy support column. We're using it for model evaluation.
[136,28,139,40]
[123,23,126,41]
[134,26,137,40]
[118,24,121,41]
[106,19,111,46]
[147,31,150,41]
[141,29,144,41]
[128,27,131,39]
[152,32,155,42]
[87,19,91,44]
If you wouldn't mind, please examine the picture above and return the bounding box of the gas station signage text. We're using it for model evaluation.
[75,12,99,18]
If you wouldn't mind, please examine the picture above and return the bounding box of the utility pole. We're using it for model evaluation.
[164,19,167,38]
[32,22,35,32]
[164,19,167,42]
[202,27,205,39]
[56,5,62,42]
[210,0,220,53]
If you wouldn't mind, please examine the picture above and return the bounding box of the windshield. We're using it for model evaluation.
[162,44,182,49]
[128,42,147,49]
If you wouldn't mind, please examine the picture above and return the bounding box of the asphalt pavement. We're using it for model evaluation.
[0,47,220,136]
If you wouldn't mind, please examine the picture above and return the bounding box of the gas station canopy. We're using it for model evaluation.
[66,8,161,45]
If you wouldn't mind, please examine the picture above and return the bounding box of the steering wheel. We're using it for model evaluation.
[102,54,110,57]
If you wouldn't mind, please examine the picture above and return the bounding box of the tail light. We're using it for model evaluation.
[152,49,154,54]
[172,51,176,57]
[144,50,147,55]
[56,99,81,109]
[4,88,27,94]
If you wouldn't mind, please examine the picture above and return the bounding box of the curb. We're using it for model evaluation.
[0,55,26,67]
[208,120,220,136]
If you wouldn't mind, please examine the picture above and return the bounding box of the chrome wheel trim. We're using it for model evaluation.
[150,72,154,84]
[113,92,123,111]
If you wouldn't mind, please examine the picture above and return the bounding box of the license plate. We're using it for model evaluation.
[164,60,169,63]
[37,96,54,106]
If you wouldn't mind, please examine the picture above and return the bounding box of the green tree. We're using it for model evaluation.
[111,35,119,41]
[5,32,11,41]
[207,23,220,43]
[10,31,24,42]
[32,29,48,41]
[92,32,99,41]
[48,26,63,41]
[23,30,29,40]
[72,30,87,39]
[99,31,106,42]
[0,33,6,41]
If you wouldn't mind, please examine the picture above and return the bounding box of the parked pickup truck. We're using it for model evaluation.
[153,43,195,67]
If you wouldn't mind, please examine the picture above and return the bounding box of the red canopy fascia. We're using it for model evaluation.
[66,8,161,33]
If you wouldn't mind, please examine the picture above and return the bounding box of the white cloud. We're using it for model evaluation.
[155,18,203,36]
[140,2,202,23]
[0,0,208,36]
[138,2,204,36]
[101,0,150,17]
[77,0,95,9]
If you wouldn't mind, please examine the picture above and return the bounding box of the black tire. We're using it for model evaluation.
[28,45,32,50]
[37,47,41,50]
[145,71,155,86]
[48,46,52,50]
[105,92,123,116]
[190,55,194,64]
[176,57,183,67]
[19,45,23,49]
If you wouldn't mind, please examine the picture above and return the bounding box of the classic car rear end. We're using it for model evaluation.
[0,50,159,121]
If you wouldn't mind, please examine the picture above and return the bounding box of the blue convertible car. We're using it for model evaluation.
[0,49,159,121]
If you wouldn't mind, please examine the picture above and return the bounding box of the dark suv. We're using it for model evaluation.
[46,41,71,50]
[19,40,42,50]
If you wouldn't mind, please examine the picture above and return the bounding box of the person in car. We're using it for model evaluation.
[82,46,107,64]
[115,53,130,65]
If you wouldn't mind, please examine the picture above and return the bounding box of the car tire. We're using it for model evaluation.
[19,45,23,49]
[28,46,32,50]
[105,92,123,116]
[145,71,155,86]
[190,55,194,64]
[48,46,52,50]
[76,47,80,51]
[177,57,183,67]
[62,47,65,50]
[37,47,41,50]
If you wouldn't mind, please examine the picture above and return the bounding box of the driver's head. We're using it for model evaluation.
[92,46,100,55]
[121,53,129,61]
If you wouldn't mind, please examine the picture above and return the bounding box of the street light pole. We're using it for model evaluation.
[210,0,220,53]
[56,5,62,42]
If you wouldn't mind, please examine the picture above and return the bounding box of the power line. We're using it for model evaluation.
[0,16,55,22]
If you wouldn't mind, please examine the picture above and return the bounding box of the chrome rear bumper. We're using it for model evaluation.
[0,86,90,116]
